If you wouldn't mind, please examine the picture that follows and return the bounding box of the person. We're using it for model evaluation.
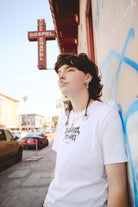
[44,53,128,207]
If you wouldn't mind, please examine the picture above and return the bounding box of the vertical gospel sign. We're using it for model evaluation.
[28,19,56,69]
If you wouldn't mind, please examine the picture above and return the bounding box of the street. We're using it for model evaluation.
[0,139,56,207]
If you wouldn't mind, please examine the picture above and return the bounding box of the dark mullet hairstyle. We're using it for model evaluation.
[54,53,103,122]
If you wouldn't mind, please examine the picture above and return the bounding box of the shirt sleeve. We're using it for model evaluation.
[100,109,128,165]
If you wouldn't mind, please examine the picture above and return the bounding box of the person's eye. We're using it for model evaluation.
[67,68,74,72]
[57,70,61,75]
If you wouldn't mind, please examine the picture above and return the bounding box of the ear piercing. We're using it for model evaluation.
[86,83,89,88]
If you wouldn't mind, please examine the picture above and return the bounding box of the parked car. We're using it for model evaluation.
[45,130,51,135]
[21,130,28,139]
[44,130,52,138]
[22,132,49,150]
[0,128,23,170]
[11,130,22,139]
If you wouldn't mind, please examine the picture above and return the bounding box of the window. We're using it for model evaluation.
[5,130,14,140]
[0,129,6,141]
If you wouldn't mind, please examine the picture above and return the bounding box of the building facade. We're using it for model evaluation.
[0,93,19,129]
[49,0,138,206]
[21,113,45,131]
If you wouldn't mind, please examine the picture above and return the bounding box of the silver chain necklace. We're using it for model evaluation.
[65,97,90,129]
[70,111,89,130]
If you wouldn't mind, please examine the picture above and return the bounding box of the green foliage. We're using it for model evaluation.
[43,124,48,131]
[52,116,59,128]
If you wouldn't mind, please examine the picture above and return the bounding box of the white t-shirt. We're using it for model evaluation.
[45,101,127,207]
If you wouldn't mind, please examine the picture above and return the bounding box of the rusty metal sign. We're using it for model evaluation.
[28,19,56,69]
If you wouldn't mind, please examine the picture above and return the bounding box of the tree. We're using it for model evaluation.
[43,124,48,131]
[52,116,59,128]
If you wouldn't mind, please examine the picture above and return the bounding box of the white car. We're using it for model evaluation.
[12,131,22,139]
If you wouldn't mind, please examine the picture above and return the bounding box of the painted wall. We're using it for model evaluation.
[92,0,138,206]
[78,0,138,206]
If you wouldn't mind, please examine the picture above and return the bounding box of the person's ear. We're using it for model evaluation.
[85,73,92,84]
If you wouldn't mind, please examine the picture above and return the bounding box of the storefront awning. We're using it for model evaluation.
[49,0,79,54]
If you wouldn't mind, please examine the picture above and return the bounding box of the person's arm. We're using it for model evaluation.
[105,162,128,207]
[50,167,55,183]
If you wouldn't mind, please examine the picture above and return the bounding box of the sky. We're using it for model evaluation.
[0,0,62,118]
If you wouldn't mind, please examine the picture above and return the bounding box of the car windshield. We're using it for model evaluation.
[12,131,20,134]
[26,132,44,138]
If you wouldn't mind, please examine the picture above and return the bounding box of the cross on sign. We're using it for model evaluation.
[28,19,56,70]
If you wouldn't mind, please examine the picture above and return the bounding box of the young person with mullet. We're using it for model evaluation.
[44,53,128,207]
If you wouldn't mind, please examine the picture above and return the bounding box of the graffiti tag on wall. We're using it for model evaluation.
[100,27,138,206]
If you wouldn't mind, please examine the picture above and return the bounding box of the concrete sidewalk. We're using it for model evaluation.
[0,142,56,207]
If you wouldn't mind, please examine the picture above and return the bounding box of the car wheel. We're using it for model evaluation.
[17,148,23,162]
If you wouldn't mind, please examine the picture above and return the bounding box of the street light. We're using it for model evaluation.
[23,96,28,131]
[23,96,28,102]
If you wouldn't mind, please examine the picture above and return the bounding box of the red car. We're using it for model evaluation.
[22,132,49,150]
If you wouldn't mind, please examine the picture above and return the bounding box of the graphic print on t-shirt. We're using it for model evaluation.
[64,126,80,143]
